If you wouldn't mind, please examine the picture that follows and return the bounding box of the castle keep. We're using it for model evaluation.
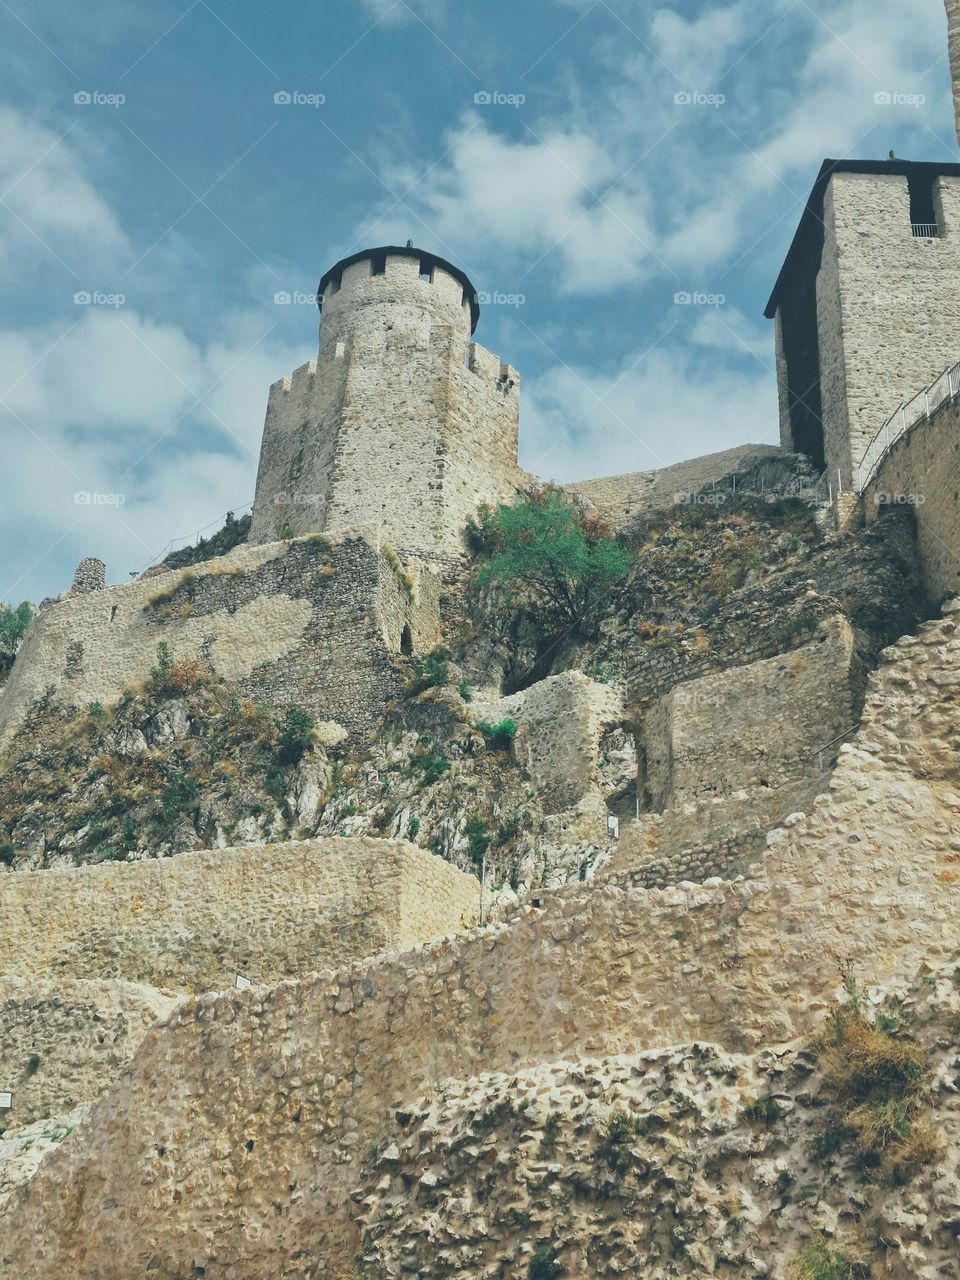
[250,246,525,557]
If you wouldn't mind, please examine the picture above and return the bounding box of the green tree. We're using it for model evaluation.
[0,601,33,670]
[473,490,629,636]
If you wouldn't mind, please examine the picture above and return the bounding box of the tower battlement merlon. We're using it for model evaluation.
[467,342,521,396]
[268,361,318,402]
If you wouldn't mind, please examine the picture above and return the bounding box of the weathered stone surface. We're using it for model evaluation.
[0,837,480,994]
[0,979,177,1126]
[358,965,960,1279]
[0,532,439,749]
[2,604,958,1278]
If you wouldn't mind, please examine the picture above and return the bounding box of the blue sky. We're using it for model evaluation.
[0,0,955,602]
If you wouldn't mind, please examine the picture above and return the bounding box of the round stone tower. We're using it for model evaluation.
[250,245,523,557]
[316,245,479,362]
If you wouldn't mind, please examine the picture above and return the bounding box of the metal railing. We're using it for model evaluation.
[911,222,940,238]
[854,358,960,492]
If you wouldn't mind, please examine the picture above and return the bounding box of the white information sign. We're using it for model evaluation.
[234,975,252,991]
[607,814,620,840]
[0,1091,12,1111]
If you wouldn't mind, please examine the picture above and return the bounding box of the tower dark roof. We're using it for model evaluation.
[317,246,481,333]
[764,158,960,319]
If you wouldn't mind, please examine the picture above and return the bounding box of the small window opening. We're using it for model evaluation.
[419,259,434,283]
[370,252,387,276]
[328,274,342,296]
[400,624,413,656]
[462,287,472,307]
[110,605,118,621]
[907,172,940,237]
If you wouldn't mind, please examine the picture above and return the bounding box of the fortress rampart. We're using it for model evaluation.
[0,838,479,997]
[862,394,960,602]
[4,601,959,1278]
[0,533,440,750]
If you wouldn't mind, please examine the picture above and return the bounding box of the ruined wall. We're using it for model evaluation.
[0,533,440,750]
[563,443,780,528]
[250,253,525,556]
[818,171,960,485]
[863,395,960,602]
[644,615,856,808]
[471,671,624,843]
[5,601,959,1279]
[0,978,177,1127]
[0,838,479,995]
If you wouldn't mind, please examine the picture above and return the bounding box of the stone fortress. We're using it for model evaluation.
[2,8,960,1278]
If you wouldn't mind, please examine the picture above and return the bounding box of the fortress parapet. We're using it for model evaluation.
[250,246,525,557]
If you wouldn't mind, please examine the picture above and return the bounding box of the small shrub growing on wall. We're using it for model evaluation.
[274,708,317,767]
[464,814,491,869]
[528,1248,563,1279]
[405,649,449,695]
[477,719,517,750]
[810,974,937,1180]
[791,1236,864,1279]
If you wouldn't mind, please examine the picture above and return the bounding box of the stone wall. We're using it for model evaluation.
[250,253,526,556]
[0,533,440,750]
[815,171,960,485]
[4,601,959,1278]
[0,838,480,995]
[563,443,780,528]
[643,615,856,809]
[0,978,176,1127]
[605,778,821,887]
[863,394,960,603]
[471,671,624,843]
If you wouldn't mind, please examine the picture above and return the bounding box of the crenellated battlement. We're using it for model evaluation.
[250,245,525,553]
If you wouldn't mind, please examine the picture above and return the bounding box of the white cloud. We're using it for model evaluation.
[371,118,658,291]
[0,308,313,600]
[521,329,777,483]
[0,108,128,266]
